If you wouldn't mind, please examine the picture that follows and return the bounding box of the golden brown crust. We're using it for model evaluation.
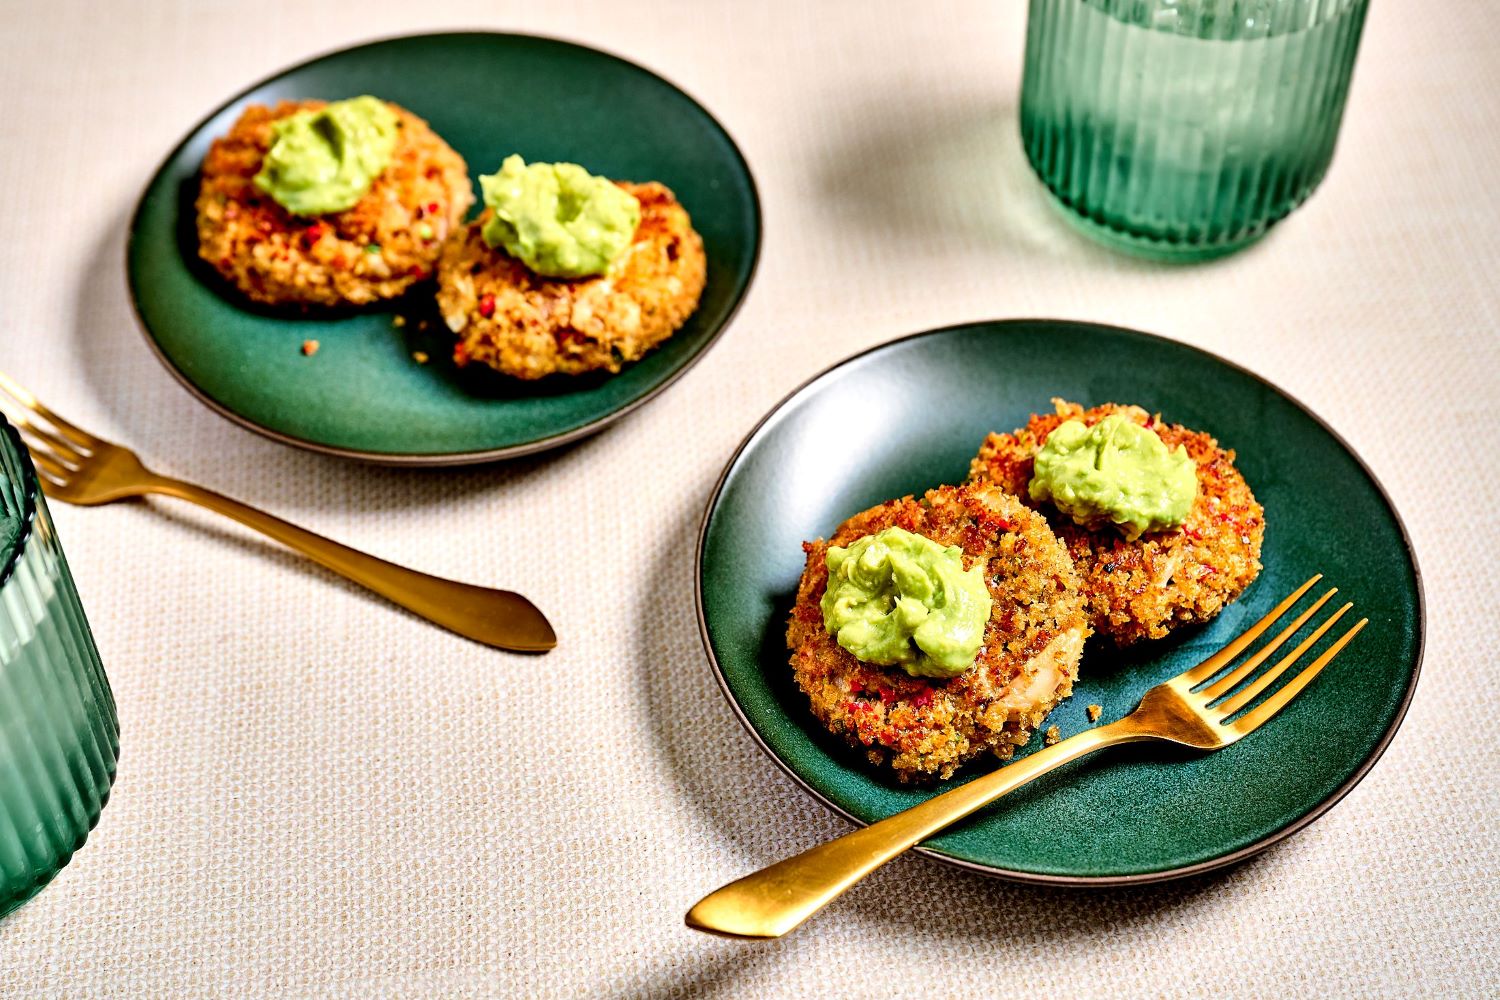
[787,483,1090,783]
[195,100,472,307]
[968,400,1265,646]
[434,181,707,379]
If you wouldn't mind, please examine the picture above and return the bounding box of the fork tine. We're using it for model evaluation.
[0,370,97,448]
[25,446,72,482]
[9,421,79,476]
[0,370,39,408]
[1182,575,1322,685]
[1214,602,1352,716]
[1230,618,1367,735]
[0,404,85,464]
[1198,588,1338,699]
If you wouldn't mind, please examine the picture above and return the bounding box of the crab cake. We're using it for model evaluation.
[787,483,1091,783]
[969,400,1264,646]
[196,100,471,307]
[435,182,706,379]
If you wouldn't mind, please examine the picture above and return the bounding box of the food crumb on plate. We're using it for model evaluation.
[1087,704,1102,722]
[393,315,406,328]
[411,351,429,364]
[1044,725,1061,745]
[300,339,319,356]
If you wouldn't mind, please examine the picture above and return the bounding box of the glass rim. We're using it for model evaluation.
[0,415,39,592]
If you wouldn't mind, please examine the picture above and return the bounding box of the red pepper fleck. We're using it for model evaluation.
[452,342,469,367]
[847,680,862,694]
[427,201,440,214]
[877,687,898,706]
[478,293,496,318]
[911,689,934,709]
[408,265,426,280]
[978,510,1013,534]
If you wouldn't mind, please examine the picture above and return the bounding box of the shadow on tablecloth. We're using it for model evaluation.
[810,90,1272,275]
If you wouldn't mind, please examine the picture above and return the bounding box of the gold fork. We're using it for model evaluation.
[0,372,556,653]
[687,575,1365,938]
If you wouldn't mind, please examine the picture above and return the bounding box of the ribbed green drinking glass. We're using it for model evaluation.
[0,417,118,918]
[1020,0,1371,259]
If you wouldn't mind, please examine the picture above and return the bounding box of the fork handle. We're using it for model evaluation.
[686,719,1145,939]
[143,476,556,652]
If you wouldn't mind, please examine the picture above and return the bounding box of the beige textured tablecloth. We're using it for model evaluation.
[1,1,1496,996]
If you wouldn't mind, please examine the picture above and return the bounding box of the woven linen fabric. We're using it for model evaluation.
[0,1,1496,997]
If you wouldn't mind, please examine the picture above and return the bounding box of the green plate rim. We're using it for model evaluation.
[694,318,1426,886]
[124,29,763,466]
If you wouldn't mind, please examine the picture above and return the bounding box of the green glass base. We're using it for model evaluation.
[0,774,114,920]
[1041,187,1267,263]
[1,866,61,920]
[1018,0,1367,266]
[0,420,120,922]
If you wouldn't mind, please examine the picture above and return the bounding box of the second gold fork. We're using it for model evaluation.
[0,372,556,653]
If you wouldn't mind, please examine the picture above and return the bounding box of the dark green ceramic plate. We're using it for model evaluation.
[127,32,760,464]
[697,320,1423,884]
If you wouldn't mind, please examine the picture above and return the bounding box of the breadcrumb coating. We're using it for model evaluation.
[969,400,1265,646]
[435,181,706,379]
[196,100,472,307]
[788,483,1090,783]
